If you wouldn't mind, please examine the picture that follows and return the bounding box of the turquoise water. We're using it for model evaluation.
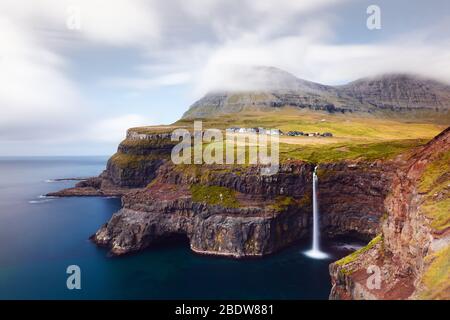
[0,157,354,299]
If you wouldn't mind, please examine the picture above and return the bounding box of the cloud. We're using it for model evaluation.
[192,34,450,96]
[102,72,192,89]
[0,0,160,46]
[73,0,160,46]
[88,114,155,143]
[1,0,450,155]
[0,17,84,140]
[0,0,160,145]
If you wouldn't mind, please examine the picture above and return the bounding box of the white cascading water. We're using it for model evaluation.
[304,166,329,259]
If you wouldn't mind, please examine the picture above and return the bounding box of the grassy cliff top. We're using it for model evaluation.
[131,108,445,140]
[121,109,446,164]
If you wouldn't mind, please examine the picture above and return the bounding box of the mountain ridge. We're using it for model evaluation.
[182,66,450,121]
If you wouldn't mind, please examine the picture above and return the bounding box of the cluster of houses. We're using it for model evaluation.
[225,127,333,137]
[286,130,333,137]
[226,127,282,135]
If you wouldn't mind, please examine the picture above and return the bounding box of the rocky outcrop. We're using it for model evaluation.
[47,176,136,197]
[104,132,175,187]
[48,129,176,197]
[329,127,450,300]
[90,156,396,257]
[92,181,311,257]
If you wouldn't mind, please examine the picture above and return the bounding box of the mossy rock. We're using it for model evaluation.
[419,151,450,193]
[335,235,383,275]
[269,196,297,212]
[419,151,450,231]
[419,246,450,300]
[120,137,176,149]
[110,153,164,169]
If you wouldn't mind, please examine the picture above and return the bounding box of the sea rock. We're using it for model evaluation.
[92,182,310,257]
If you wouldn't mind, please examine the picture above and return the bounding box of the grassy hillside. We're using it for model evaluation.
[128,108,447,164]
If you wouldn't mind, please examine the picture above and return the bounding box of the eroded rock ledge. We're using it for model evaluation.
[47,176,136,197]
[92,181,310,257]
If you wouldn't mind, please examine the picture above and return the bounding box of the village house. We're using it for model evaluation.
[225,127,284,135]
[226,127,332,137]
[286,130,333,137]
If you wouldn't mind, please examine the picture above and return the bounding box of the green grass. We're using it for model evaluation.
[190,184,239,208]
[110,153,165,169]
[421,200,450,231]
[169,136,428,165]
[269,196,296,212]
[279,139,427,163]
[419,151,450,193]
[138,109,445,141]
[268,194,312,212]
[127,109,444,164]
[419,151,450,231]
[419,246,450,299]
[120,137,176,149]
[335,235,383,275]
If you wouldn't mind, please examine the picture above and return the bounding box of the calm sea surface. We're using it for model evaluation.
[0,157,358,299]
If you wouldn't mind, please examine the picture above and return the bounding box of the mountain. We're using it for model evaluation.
[339,74,450,112]
[182,66,450,120]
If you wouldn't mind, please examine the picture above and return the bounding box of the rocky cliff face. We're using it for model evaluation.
[105,130,175,187]
[318,161,395,240]
[88,152,396,257]
[49,124,400,258]
[329,127,450,300]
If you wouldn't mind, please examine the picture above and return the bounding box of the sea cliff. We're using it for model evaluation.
[49,125,449,299]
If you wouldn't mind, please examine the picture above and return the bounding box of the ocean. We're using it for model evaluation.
[0,156,356,299]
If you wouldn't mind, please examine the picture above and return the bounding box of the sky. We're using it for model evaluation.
[0,0,449,155]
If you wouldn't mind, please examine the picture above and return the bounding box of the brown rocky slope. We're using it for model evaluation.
[329,127,450,299]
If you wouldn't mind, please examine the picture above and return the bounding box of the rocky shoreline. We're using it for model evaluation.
[47,176,137,197]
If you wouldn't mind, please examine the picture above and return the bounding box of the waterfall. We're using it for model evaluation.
[312,167,320,252]
[304,166,329,259]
